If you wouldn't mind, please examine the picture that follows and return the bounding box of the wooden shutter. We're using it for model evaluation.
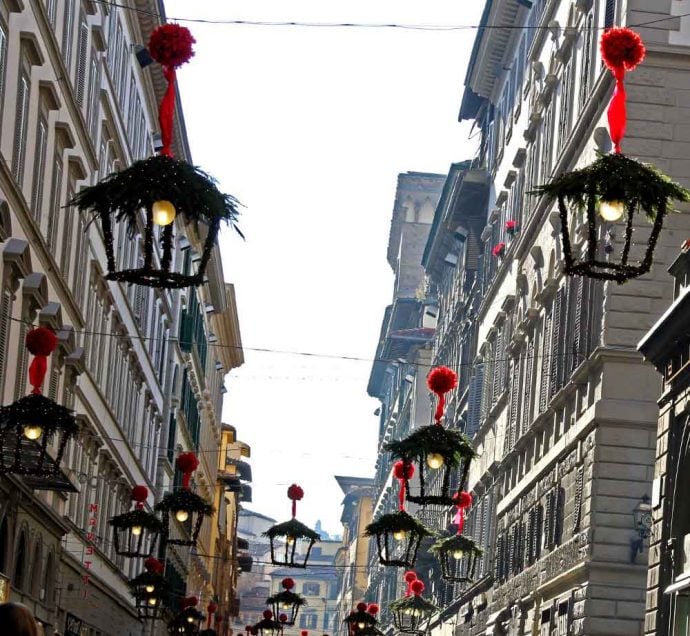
[604,0,616,29]
[573,466,584,533]
[62,0,75,66]
[539,312,553,413]
[522,339,535,433]
[75,17,88,106]
[12,71,29,182]
[492,329,503,405]
[0,24,7,103]
[572,276,584,370]
[466,364,484,438]
[495,534,504,580]
[555,487,565,546]
[544,493,554,551]
[550,287,566,399]
[14,323,27,400]
[509,357,521,446]
[0,290,12,399]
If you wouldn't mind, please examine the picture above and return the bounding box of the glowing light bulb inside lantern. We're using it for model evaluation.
[145,585,155,594]
[286,535,296,545]
[403,608,412,616]
[131,525,142,536]
[280,602,291,609]
[357,623,366,630]
[187,616,195,624]
[175,510,189,522]
[426,453,444,470]
[23,424,43,441]
[152,200,176,226]
[452,549,464,560]
[392,529,407,541]
[599,200,625,222]
[148,597,158,606]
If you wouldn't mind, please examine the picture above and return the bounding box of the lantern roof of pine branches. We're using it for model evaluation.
[428,533,483,556]
[386,425,475,466]
[343,611,376,627]
[0,393,78,434]
[364,510,431,537]
[389,594,438,616]
[253,619,283,631]
[177,608,205,622]
[128,570,168,593]
[155,490,214,515]
[533,152,690,221]
[69,155,241,231]
[109,508,164,531]
[263,518,320,541]
[266,590,307,607]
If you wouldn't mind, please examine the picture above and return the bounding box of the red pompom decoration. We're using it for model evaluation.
[392,460,415,481]
[263,610,273,620]
[454,491,473,509]
[356,602,367,612]
[367,603,379,616]
[180,596,198,609]
[404,571,418,583]
[26,327,58,356]
[492,242,506,258]
[601,27,645,72]
[246,626,253,632]
[287,484,304,500]
[131,485,148,503]
[208,603,218,614]
[279,614,288,623]
[144,557,164,573]
[301,631,308,636]
[176,452,199,473]
[427,366,458,395]
[282,577,295,590]
[410,580,425,595]
[148,23,196,68]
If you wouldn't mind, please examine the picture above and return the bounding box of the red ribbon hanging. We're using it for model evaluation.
[26,327,58,394]
[452,491,473,534]
[159,66,177,157]
[607,66,626,154]
[393,461,414,511]
[28,357,48,394]
[287,484,304,518]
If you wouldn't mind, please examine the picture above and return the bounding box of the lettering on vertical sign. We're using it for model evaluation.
[82,503,98,598]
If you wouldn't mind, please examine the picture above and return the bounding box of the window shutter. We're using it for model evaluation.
[539,311,553,414]
[492,328,504,404]
[509,357,521,447]
[555,486,565,546]
[522,339,535,434]
[495,534,504,580]
[544,492,554,551]
[508,525,516,576]
[0,25,8,105]
[75,18,88,106]
[14,323,27,400]
[62,0,75,67]
[535,504,543,560]
[12,72,29,183]
[466,365,484,437]
[0,290,12,399]
[573,466,584,533]
[604,0,616,29]
[550,287,566,399]
[31,118,48,220]
[481,345,493,420]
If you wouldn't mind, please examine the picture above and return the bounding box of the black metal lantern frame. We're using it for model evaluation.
[263,518,320,568]
[343,609,377,635]
[389,595,438,635]
[428,534,483,583]
[253,618,283,636]
[267,590,306,626]
[69,155,242,289]
[129,570,169,620]
[533,152,690,283]
[364,510,431,567]
[110,508,164,558]
[0,393,78,478]
[386,426,475,506]
[168,608,205,636]
[155,490,214,547]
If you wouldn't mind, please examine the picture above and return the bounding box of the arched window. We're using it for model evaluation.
[0,515,9,574]
[14,531,27,591]
[30,540,42,598]
[43,552,54,605]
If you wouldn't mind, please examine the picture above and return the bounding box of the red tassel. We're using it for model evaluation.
[393,461,414,511]
[159,66,176,157]
[28,357,47,394]
[607,66,626,153]
[427,366,458,424]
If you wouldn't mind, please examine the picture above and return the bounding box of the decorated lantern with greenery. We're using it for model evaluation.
[264,484,320,568]
[389,574,437,635]
[0,328,78,480]
[428,491,482,582]
[267,577,306,626]
[386,367,475,506]
[364,461,431,567]
[128,557,168,620]
[156,452,213,547]
[253,610,283,636]
[110,485,164,558]
[168,597,205,635]
[343,602,379,636]
[533,27,690,283]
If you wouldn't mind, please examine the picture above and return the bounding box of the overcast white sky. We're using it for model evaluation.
[165,0,485,535]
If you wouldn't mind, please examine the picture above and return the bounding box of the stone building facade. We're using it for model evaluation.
[421,0,690,635]
[0,1,246,635]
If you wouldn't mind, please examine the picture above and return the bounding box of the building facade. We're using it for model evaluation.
[0,1,247,635]
[638,248,690,636]
[421,0,690,634]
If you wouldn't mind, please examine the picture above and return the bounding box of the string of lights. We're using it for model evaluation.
[90,0,690,33]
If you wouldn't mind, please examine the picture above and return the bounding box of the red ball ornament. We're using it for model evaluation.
[282,577,295,590]
[601,27,645,72]
[427,366,458,395]
[356,602,367,612]
[301,631,308,636]
[176,452,199,473]
[131,485,148,503]
[208,603,218,614]
[246,626,253,632]
[454,491,473,509]
[393,460,415,481]
[367,604,379,616]
[144,557,164,573]
[263,610,273,620]
[287,484,304,500]
[279,614,288,623]
[148,23,196,68]
[410,580,425,595]
[186,596,198,607]
[404,571,417,583]
[25,327,57,356]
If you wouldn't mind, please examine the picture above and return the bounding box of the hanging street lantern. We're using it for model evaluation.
[253,610,283,636]
[387,367,475,506]
[343,603,379,636]
[0,328,78,481]
[428,491,482,582]
[364,462,431,567]
[389,576,437,635]
[264,484,320,568]
[110,485,164,558]
[267,577,306,626]
[533,27,690,283]
[168,598,205,636]
[156,453,213,547]
[128,558,168,620]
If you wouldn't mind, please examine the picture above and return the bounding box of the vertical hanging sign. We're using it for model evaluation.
[82,502,98,598]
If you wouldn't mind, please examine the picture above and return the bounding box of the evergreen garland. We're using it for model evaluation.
[264,518,320,541]
[385,425,475,466]
[428,534,482,557]
[266,589,307,607]
[388,595,438,616]
[155,490,214,515]
[364,510,431,537]
[109,508,164,532]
